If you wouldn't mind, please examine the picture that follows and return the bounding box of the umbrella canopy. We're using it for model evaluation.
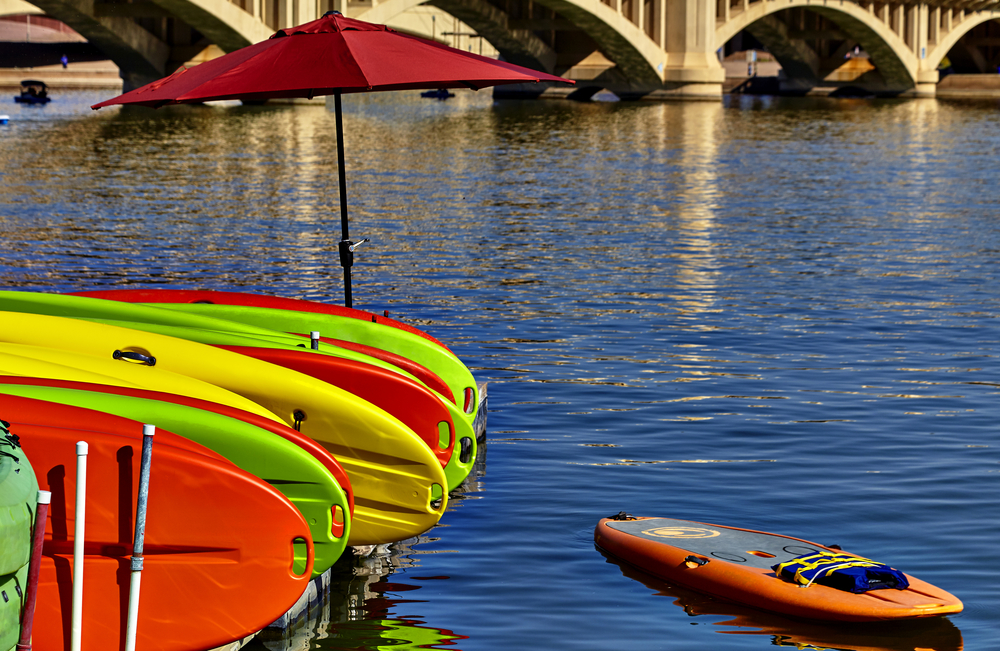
[92,12,574,306]
[92,13,571,107]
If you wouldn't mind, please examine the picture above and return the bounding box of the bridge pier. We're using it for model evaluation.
[655,0,725,99]
[912,70,939,97]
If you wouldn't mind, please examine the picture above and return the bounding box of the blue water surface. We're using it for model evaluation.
[1,89,998,651]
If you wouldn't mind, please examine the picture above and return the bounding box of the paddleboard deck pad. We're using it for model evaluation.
[595,515,962,622]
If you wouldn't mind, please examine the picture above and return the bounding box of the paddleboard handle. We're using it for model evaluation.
[113,350,156,366]
[685,555,710,568]
[16,490,51,651]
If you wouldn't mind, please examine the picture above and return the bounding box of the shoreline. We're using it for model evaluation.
[5,64,1000,100]
[0,62,122,90]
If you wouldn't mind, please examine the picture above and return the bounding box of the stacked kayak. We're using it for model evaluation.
[70,290,486,439]
[0,380,351,574]
[3,395,315,651]
[0,289,487,650]
[1,291,481,493]
[0,417,37,651]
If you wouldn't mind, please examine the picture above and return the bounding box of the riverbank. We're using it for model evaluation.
[724,73,1000,98]
[5,60,1000,100]
[0,61,121,90]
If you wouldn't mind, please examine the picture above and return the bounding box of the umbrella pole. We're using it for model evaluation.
[334,90,354,309]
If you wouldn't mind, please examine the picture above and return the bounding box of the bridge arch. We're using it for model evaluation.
[357,0,558,72]
[10,0,272,90]
[717,0,918,91]
[927,12,1000,70]
[356,0,664,85]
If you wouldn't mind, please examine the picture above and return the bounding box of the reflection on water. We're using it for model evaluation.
[4,90,1000,651]
[253,542,467,651]
[253,447,486,651]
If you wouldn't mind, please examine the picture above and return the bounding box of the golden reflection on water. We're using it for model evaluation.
[669,101,723,315]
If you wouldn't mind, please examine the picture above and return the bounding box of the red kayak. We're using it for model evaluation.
[292,331,452,401]
[3,395,314,651]
[216,346,456,469]
[0,375,354,517]
[70,288,451,351]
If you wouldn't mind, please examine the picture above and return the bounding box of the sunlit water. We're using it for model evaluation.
[2,89,999,651]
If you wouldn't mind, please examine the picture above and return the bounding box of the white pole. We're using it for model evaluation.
[125,425,155,651]
[71,441,88,651]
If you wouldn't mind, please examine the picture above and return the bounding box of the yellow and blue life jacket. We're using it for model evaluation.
[773,551,909,593]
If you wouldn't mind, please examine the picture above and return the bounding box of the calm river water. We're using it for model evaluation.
[2,89,999,651]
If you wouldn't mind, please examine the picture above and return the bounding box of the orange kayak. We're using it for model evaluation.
[595,515,963,622]
[4,395,314,651]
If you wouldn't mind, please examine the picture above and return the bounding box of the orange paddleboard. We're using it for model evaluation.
[2,395,314,651]
[595,516,962,622]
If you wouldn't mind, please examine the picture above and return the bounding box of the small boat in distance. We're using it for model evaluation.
[421,88,454,100]
[14,80,50,105]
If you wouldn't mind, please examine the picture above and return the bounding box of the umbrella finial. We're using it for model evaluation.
[323,10,342,16]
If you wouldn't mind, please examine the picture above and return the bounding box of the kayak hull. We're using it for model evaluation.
[65,291,479,418]
[3,395,314,651]
[0,374,353,516]
[217,345,475,491]
[0,420,38,651]
[0,382,351,575]
[0,291,474,490]
[70,289,450,348]
[0,342,282,423]
[0,312,448,546]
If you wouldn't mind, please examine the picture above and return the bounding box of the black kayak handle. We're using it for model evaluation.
[113,350,156,366]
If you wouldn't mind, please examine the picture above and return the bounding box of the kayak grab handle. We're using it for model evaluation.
[113,350,157,366]
[685,555,710,568]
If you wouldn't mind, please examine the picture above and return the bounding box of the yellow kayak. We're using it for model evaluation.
[0,342,282,422]
[0,312,449,545]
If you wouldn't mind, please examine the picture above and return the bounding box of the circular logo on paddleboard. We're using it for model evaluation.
[644,526,720,539]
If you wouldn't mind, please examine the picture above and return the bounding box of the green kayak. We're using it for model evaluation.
[0,419,38,651]
[150,302,480,417]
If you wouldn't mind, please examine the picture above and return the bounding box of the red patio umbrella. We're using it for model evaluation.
[92,12,574,307]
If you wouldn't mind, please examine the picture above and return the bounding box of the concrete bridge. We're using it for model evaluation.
[2,0,998,97]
